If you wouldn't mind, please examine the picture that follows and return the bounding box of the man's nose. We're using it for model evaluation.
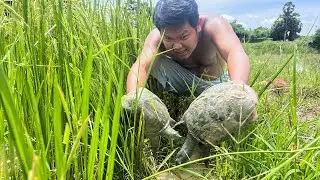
[172,42,182,50]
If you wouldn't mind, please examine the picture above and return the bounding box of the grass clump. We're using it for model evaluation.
[1,0,154,179]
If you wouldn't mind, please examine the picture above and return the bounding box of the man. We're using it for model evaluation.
[126,0,250,96]
[122,0,256,164]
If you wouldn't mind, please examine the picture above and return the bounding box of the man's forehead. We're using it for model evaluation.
[164,29,189,36]
[162,23,193,36]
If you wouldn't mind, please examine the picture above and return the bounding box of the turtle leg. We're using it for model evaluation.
[176,133,197,164]
[149,135,160,157]
[161,126,182,140]
[198,143,211,168]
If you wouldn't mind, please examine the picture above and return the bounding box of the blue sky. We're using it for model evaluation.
[152,0,320,35]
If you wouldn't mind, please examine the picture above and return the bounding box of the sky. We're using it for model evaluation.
[152,0,320,35]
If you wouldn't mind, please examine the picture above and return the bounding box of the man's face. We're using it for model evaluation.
[161,21,200,60]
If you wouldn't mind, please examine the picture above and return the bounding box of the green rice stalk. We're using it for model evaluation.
[87,61,103,180]
[53,75,66,179]
[0,104,8,179]
[26,70,45,151]
[64,115,90,176]
[97,76,113,180]
[106,69,124,180]
[0,65,34,176]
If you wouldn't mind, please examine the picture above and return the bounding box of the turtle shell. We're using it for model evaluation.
[182,82,258,145]
[122,88,175,137]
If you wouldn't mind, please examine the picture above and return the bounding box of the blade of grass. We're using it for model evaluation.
[258,53,294,97]
[87,62,104,180]
[98,76,113,180]
[53,75,65,179]
[26,69,45,151]
[64,116,90,175]
[0,103,8,179]
[262,135,320,179]
[143,147,320,180]
[106,69,124,180]
[0,65,34,176]
[250,54,273,87]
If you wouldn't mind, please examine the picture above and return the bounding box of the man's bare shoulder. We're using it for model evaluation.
[201,15,231,33]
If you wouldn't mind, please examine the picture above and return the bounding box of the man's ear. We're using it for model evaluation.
[197,18,204,33]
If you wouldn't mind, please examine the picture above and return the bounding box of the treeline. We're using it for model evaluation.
[231,1,320,51]
[231,22,271,43]
[231,2,302,42]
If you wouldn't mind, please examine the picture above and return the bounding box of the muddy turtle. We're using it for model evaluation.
[176,81,258,164]
[122,88,181,150]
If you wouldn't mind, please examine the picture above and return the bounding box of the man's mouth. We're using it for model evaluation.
[175,50,187,55]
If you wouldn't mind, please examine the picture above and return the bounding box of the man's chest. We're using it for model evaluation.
[179,44,225,79]
[180,58,217,78]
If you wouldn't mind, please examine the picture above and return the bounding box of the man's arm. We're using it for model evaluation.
[126,29,161,94]
[206,17,250,84]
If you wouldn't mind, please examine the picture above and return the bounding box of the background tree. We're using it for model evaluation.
[309,29,320,51]
[125,0,152,17]
[124,0,153,28]
[250,27,271,42]
[270,1,302,41]
[231,20,250,42]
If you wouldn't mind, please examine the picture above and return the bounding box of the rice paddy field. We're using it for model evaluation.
[1,0,320,179]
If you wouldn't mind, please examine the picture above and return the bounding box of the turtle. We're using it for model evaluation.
[176,81,258,164]
[122,88,182,152]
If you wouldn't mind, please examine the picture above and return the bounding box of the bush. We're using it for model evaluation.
[231,20,250,42]
[309,29,320,51]
[249,27,271,42]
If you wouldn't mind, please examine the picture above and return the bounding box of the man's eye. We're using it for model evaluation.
[181,35,189,40]
[165,36,171,40]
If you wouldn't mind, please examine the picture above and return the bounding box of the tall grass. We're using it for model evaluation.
[1,0,320,179]
[1,0,153,179]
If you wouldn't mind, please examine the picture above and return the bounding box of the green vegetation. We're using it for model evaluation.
[309,29,320,51]
[270,2,303,41]
[1,0,153,179]
[232,1,304,42]
[1,0,320,180]
[231,20,250,42]
[249,27,271,43]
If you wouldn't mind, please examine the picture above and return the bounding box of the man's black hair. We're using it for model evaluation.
[153,0,199,30]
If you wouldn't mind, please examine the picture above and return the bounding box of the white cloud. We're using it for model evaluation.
[238,22,248,28]
[301,19,317,25]
[246,13,259,18]
[262,17,277,27]
[220,14,248,28]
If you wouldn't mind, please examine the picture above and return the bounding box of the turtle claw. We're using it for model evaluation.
[175,133,197,164]
[198,143,211,167]
[176,149,190,165]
